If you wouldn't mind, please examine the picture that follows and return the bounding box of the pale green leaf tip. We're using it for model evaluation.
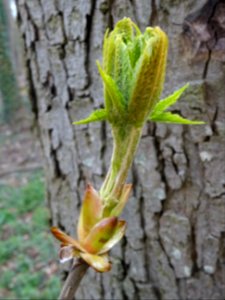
[73,118,107,125]
[72,119,103,125]
[170,121,206,125]
[73,109,107,125]
[183,82,190,88]
[73,120,89,125]
[148,110,205,125]
[185,120,205,125]
[149,115,205,125]
[96,60,101,70]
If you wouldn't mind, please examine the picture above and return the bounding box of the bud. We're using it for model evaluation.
[51,184,128,273]
[98,17,168,127]
[74,18,168,127]
[74,18,203,127]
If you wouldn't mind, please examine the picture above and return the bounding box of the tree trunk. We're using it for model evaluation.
[16,0,225,299]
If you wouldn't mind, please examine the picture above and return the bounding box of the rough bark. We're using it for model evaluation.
[16,0,225,299]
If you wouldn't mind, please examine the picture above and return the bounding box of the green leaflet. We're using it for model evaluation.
[151,83,189,115]
[128,35,144,69]
[128,27,168,126]
[149,83,204,124]
[73,109,107,125]
[114,37,133,104]
[149,111,205,124]
[96,61,126,114]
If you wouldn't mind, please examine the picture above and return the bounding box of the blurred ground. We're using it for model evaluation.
[0,109,61,299]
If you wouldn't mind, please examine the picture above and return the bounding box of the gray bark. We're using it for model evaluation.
[16,0,225,299]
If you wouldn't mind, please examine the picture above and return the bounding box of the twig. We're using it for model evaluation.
[59,258,89,300]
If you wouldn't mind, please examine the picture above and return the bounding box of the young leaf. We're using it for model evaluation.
[97,61,126,114]
[51,227,86,253]
[73,109,107,125]
[151,83,189,115]
[82,217,118,254]
[77,184,103,241]
[80,253,112,272]
[128,27,168,125]
[114,36,133,104]
[98,220,126,254]
[110,184,132,217]
[149,111,205,124]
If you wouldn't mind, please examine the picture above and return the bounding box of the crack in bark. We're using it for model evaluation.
[153,133,170,213]
[99,273,105,300]
[24,2,40,45]
[120,236,131,300]
[107,0,114,30]
[202,48,212,79]
[121,236,130,279]
[139,196,150,282]
[210,105,219,136]
[129,277,140,300]
[149,0,158,26]
[26,59,39,122]
[50,147,64,179]
[85,0,97,89]
[17,4,40,124]
[190,223,200,273]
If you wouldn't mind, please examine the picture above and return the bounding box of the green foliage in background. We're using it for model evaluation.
[0,173,61,299]
[0,0,20,123]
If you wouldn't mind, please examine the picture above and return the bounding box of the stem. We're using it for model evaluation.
[59,259,89,300]
[100,125,142,199]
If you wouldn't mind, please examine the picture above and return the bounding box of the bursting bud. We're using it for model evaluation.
[51,184,131,272]
[74,18,168,127]
[74,18,204,127]
[99,18,168,126]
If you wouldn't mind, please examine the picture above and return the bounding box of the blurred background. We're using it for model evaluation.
[0,1,61,298]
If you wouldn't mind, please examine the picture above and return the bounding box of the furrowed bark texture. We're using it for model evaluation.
[17,0,225,299]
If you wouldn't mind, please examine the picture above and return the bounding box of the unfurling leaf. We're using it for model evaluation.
[149,111,205,124]
[77,184,103,241]
[73,18,205,129]
[99,220,126,254]
[128,27,168,125]
[82,217,118,254]
[51,227,86,253]
[97,61,126,115]
[73,109,107,125]
[110,184,132,217]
